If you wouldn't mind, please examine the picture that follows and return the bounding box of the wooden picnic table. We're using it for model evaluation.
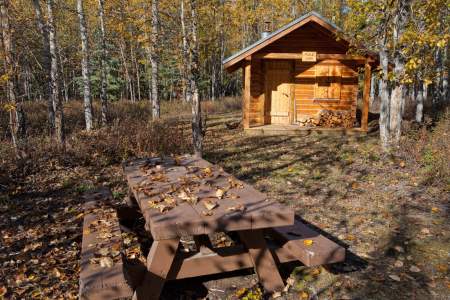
[123,155,344,300]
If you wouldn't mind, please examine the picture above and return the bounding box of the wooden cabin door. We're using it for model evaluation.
[266,61,293,125]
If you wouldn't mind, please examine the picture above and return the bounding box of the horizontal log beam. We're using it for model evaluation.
[253,52,373,63]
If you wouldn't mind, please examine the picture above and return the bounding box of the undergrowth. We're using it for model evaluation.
[401,109,450,189]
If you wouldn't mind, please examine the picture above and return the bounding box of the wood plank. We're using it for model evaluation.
[80,188,134,300]
[239,230,285,293]
[254,52,368,63]
[269,219,345,267]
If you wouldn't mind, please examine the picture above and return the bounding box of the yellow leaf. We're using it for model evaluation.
[0,286,7,296]
[437,264,448,273]
[300,291,309,300]
[431,207,439,213]
[303,239,313,246]
[235,287,247,297]
[2,103,15,112]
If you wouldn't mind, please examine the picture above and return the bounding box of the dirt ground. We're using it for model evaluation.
[0,112,449,300]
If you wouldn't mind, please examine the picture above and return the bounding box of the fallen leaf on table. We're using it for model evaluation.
[303,239,313,246]
[203,199,218,211]
[272,291,282,299]
[164,196,176,206]
[389,274,401,282]
[409,265,421,272]
[215,188,225,199]
[203,167,212,176]
[99,257,113,268]
[227,204,246,213]
[178,191,189,200]
[98,248,109,256]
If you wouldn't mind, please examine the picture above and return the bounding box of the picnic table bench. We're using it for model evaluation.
[79,188,135,300]
[122,155,346,300]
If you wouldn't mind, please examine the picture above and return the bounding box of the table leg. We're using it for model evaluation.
[133,238,180,300]
[238,230,284,293]
[193,234,214,254]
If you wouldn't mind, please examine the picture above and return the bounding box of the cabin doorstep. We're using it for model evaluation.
[223,11,378,134]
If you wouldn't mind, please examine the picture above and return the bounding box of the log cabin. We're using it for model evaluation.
[223,11,378,134]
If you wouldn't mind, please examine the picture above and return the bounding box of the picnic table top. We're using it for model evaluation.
[123,155,294,240]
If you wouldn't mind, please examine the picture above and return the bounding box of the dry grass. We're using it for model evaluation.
[401,110,450,188]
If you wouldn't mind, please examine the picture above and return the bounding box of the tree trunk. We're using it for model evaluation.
[180,0,191,102]
[415,82,424,123]
[379,42,390,150]
[77,0,93,131]
[189,0,203,158]
[46,0,64,145]
[389,0,411,147]
[150,0,160,118]
[98,0,108,126]
[0,0,25,157]
[58,47,69,102]
[32,0,55,131]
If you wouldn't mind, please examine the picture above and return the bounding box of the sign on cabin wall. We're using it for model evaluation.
[302,51,317,62]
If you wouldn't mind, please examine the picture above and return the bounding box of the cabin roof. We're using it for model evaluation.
[223,11,374,71]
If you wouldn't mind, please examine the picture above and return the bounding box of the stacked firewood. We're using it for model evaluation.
[298,110,354,128]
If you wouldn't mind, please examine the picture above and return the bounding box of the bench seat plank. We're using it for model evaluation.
[79,188,134,300]
[269,219,346,267]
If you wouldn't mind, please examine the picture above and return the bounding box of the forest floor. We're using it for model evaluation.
[0,109,449,300]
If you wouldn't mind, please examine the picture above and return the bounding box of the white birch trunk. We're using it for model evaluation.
[46,0,64,145]
[389,0,411,147]
[98,0,108,126]
[180,0,191,102]
[379,43,390,150]
[76,0,93,131]
[150,0,160,118]
[189,0,202,158]
[32,0,55,130]
[416,82,424,123]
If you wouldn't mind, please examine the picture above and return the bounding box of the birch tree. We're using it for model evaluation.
[98,0,108,126]
[77,0,93,131]
[32,0,54,131]
[388,0,412,147]
[189,0,203,157]
[180,0,191,102]
[1,0,26,157]
[46,0,64,145]
[150,0,160,119]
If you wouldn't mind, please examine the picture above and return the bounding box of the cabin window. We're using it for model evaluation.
[314,65,341,101]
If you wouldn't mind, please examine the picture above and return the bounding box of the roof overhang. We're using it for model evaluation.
[223,11,378,73]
